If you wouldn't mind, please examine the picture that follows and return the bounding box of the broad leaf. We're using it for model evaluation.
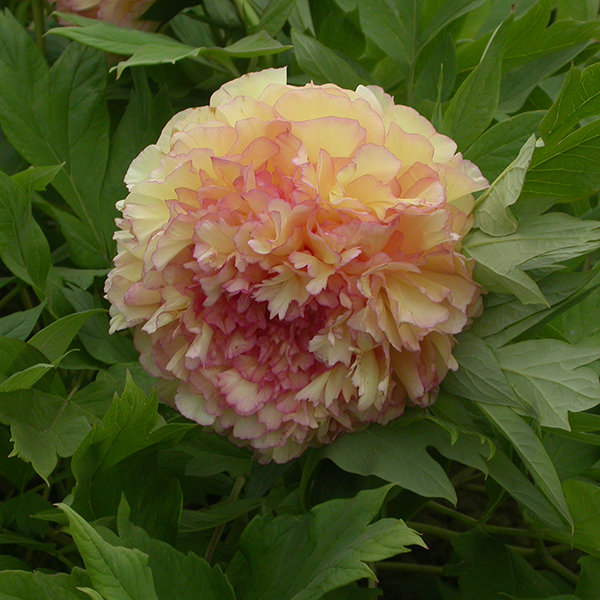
[59,503,159,600]
[112,498,236,600]
[541,63,600,144]
[291,29,373,88]
[475,402,572,526]
[0,171,50,293]
[228,485,424,600]
[495,340,600,429]
[0,12,112,266]
[0,570,89,600]
[443,333,521,408]
[11,163,64,192]
[28,309,104,362]
[0,389,91,481]
[465,111,545,181]
[324,418,490,503]
[442,14,512,150]
[474,135,536,236]
[463,213,600,305]
[0,302,45,341]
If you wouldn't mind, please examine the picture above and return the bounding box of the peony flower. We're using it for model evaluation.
[54,0,158,30]
[105,69,488,463]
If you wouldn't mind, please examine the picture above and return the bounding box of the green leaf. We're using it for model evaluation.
[181,499,262,533]
[524,118,600,202]
[49,16,289,77]
[0,302,45,341]
[0,12,112,265]
[0,171,50,292]
[541,63,600,144]
[432,393,571,530]
[449,529,561,600]
[11,163,64,192]
[413,33,456,106]
[112,498,236,600]
[0,570,88,600]
[291,29,373,88]
[475,402,572,527]
[71,375,190,542]
[0,363,55,393]
[498,42,591,114]
[464,111,545,182]
[100,70,172,216]
[474,135,537,236]
[59,503,159,600]
[494,340,600,430]
[28,309,104,362]
[463,213,600,305]
[442,14,512,150]
[255,0,297,36]
[577,555,600,599]
[470,270,598,348]
[443,332,522,408]
[0,389,91,481]
[324,418,490,503]
[228,485,424,600]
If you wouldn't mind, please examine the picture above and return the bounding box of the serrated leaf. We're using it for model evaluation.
[474,402,572,527]
[474,135,536,236]
[228,485,424,600]
[442,14,512,150]
[324,419,490,503]
[0,170,51,292]
[0,389,91,481]
[59,503,159,600]
[28,309,105,362]
[495,340,600,430]
[464,213,600,305]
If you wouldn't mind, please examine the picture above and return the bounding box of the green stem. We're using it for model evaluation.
[0,283,23,311]
[377,562,445,577]
[204,476,245,564]
[540,552,578,585]
[427,502,477,527]
[409,521,536,558]
[31,0,45,55]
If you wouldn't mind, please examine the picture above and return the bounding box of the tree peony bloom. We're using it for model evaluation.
[54,0,158,30]
[105,69,488,462]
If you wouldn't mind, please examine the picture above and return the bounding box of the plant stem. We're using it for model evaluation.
[204,476,245,564]
[427,502,477,527]
[409,521,536,557]
[377,562,445,576]
[0,283,23,311]
[31,0,45,55]
[540,553,578,585]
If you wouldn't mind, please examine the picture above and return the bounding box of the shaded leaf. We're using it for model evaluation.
[228,485,424,600]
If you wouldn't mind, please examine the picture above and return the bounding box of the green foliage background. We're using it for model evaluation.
[1,0,600,598]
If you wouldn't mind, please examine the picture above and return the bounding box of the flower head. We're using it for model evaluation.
[105,69,487,462]
[54,0,158,30]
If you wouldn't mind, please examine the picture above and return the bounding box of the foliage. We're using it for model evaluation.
[0,0,600,598]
